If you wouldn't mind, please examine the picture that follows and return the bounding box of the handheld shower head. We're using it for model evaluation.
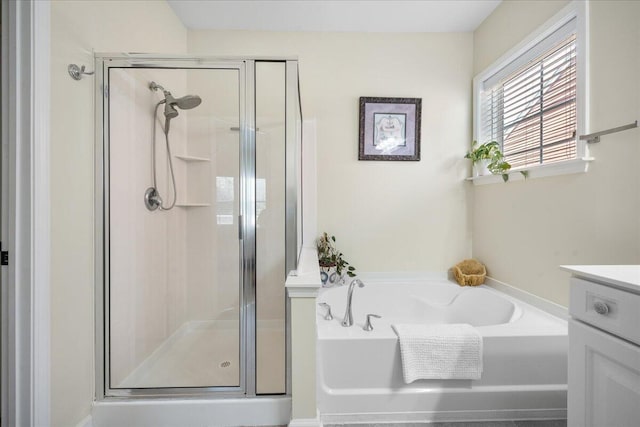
[147,82,203,213]
[164,90,202,110]
[151,83,202,133]
[163,102,179,120]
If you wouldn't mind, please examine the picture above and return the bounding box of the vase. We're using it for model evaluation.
[473,159,491,177]
[320,266,343,287]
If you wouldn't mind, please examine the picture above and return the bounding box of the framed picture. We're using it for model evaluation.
[358,97,422,161]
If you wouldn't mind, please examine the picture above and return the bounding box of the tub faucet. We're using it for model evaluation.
[341,278,365,327]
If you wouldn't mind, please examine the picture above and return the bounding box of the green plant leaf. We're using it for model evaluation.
[465,140,502,163]
[316,232,356,277]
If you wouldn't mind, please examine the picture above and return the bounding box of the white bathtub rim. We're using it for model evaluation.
[484,276,569,320]
[341,271,569,320]
[317,277,567,340]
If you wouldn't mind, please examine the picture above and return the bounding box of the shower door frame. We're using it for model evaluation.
[94,55,290,399]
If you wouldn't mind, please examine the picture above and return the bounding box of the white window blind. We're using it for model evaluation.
[479,18,578,169]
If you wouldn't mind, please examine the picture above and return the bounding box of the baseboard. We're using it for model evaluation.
[289,416,322,427]
[484,277,568,320]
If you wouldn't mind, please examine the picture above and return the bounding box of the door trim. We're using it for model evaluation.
[1,0,51,426]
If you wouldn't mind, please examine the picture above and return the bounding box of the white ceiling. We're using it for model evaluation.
[167,0,502,33]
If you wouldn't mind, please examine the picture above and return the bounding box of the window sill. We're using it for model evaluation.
[466,157,594,186]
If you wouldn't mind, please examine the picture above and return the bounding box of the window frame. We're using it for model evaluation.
[471,1,590,184]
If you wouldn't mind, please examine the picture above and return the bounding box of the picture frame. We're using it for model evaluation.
[358,96,422,161]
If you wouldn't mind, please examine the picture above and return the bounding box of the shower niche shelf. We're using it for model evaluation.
[175,154,211,207]
[174,154,210,162]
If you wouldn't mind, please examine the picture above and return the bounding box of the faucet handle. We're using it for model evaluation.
[318,303,333,321]
[363,314,381,331]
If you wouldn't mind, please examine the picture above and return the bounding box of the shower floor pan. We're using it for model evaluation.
[117,320,240,388]
[116,320,285,389]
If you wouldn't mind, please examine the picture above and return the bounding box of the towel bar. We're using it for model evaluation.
[579,120,637,144]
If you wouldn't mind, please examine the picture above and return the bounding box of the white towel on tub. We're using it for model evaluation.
[391,323,483,383]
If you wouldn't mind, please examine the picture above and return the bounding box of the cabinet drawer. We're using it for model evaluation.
[569,277,640,346]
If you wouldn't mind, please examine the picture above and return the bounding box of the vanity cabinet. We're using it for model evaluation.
[562,266,640,427]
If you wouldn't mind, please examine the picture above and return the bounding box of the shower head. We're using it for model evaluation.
[150,81,202,112]
[178,95,202,109]
[151,82,202,133]
[164,91,202,110]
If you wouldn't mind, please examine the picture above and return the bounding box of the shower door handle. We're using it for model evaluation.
[238,215,243,240]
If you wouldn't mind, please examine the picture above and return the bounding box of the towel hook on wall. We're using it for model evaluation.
[68,64,94,81]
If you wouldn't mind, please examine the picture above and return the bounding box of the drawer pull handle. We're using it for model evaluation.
[593,301,609,315]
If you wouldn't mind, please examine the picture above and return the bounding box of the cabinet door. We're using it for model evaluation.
[569,319,640,427]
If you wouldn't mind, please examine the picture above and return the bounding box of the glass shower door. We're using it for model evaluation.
[255,61,287,394]
[106,65,243,390]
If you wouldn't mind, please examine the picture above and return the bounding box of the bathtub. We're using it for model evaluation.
[316,277,568,424]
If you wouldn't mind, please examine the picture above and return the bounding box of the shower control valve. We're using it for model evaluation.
[144,187,163,211]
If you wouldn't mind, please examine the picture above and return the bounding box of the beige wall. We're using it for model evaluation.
[472,0,640,306]
[50,1,187,425]
[188,30,474,273]
[49,0,640,424]
[473,0,572,75]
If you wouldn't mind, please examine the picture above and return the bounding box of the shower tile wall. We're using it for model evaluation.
[186,69,241,326]
[109,68,189,387]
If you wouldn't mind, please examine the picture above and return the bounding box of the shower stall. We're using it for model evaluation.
[95,55,302,401]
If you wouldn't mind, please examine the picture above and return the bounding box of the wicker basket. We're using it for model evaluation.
[453,259,486,286]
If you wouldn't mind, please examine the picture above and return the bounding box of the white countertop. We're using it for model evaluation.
[285,246,322,297]
[560,265,640,294]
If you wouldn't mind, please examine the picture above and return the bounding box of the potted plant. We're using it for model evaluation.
[465,141,533,182]
[316,232,356,287]
[465,140,502,176]
[488,150,512,182]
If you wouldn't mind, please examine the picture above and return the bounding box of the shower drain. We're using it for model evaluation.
[220,361,231,368]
